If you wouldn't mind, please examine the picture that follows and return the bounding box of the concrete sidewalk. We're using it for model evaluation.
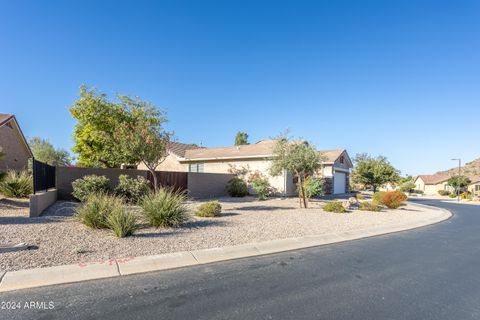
[0,203,452,293]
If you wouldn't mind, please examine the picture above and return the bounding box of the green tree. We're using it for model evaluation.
[29,137,71,166]
[69,86,168,170]
[113,96,170,190]
[270,137,323,208]
[398,180,416,193]
[447,175,471,195]
[234,132,249,145]
[352,154,400,192]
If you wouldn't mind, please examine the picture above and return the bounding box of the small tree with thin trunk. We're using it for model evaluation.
[447,175,471,195]
[234,132,249,145]
[352,153,400,192]
[270,137,323,208]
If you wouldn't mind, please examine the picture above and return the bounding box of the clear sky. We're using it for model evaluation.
[1,0,479,175]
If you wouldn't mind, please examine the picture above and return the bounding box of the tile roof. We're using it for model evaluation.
[468,175,480,184]
[168,141,201,157]
[182,139,347,163]
[416,174,451,185]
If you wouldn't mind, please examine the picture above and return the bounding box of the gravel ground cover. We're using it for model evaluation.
[0,196,443,272]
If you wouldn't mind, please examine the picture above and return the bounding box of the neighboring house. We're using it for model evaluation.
[380,182,397,192]
[178,140,353,195]
[414,174,453,195]
[467,176,480,196]
[0,113,33,171]
[137,141,201,172]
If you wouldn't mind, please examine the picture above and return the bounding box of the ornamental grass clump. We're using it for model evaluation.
[106,209,138,238]
[0,170,33,198]
[141,188,188,228]
[359,201,381,212]
[196,201,222,217]
[76,193,124,229]
[323,201,347,213]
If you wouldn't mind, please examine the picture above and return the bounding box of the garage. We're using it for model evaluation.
[333,171,346,194]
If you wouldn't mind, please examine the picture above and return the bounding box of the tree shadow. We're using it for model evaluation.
[234,206,296,211]
[0,216,59,225]
[0,198,29,210]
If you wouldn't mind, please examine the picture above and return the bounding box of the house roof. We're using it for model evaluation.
[168,141,201,157]
[468,175,480,184]
[182,140,350,166]
[416,174,451,185]
[0,113,33,157]
[0,113,14,126]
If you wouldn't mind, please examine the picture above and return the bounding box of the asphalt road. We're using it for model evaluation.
[1,199,479,320]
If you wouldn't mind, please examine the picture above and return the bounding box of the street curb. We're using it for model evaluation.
[0,203,452,293]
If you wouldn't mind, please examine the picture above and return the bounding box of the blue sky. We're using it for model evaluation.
[1,0,479,175]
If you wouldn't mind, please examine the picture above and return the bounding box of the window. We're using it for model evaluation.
[189,163,204,173]
[476,185,480,192]
[339,156,344,164]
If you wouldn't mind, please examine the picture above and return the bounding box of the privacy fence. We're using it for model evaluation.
[32,159,56,194]
[55,166,234,200]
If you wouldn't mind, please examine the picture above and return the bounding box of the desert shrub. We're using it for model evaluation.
[0,170,33,198]
[398,181,416,193]
[411,189,424,195]
[359,201,381,212]
[106,209,138,238]
[72,175,110,202]
[141,188,188,228]
[379,191,408,209]
[76,193,124,229]
[303,177,324,199]
[226,177,248,197]
[438,190,451,196]
[196,201,222,217]
[249,172,272,200]
[460,192,472,200]
[323,201,347,213]
[449,193,457,198]
[114,175,150,203]
[372,191,386,204]
[355,193,365,200]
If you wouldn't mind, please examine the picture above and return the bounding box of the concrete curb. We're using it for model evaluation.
[0,202,452,293]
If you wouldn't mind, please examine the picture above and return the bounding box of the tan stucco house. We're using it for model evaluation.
[176,140,353,196]
[0,113,32,171]
[414,174,452,195]
[467,176,480,196]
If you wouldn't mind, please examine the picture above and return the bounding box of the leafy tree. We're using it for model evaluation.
[352,154,400,192]
[447,175,471,195]
[398,180,416,193]
[29,137,71,166]
[234,132,249,145]
[69,86,169,174]
[270,137,323,208]
[111,95,170,191]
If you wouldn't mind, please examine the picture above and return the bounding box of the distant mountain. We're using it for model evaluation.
[436,158,480,177]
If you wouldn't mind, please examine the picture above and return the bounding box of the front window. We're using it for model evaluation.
[476,185,480,192]
[189,163,204,173]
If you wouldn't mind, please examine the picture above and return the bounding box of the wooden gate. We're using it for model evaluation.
[148,171,188,191]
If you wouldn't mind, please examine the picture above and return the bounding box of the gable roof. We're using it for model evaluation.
[0,113,33,157]
[468,175,480,184]
[168,141,201,157]
[416,174,451,185]
[181,140,351,167]
[183,140,276,160]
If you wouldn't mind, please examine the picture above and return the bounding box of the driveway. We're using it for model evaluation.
[1,199,479,320]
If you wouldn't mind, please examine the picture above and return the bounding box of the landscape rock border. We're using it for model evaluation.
[0,202,452,293]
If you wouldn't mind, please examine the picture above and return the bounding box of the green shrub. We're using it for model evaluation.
[438,190,451,196]
[196,201,222,217]
[460,192,472,200]
[106,209,138,238]
[372,191,386,204]
[359,201,381,212]
[303,177,324,199]
[449,193,457,198]
[141,188,188,228]
[76,193,124,229]
[323,201,347,213]
[226,177,248,197]
[0,170,32,198]
[72,175,110,202]
[249,172,272,200]
[114,175,150,203]
[355,193,365,200]
[411,189,424,195]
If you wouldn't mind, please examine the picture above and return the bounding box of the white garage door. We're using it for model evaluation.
[333,172,346,194]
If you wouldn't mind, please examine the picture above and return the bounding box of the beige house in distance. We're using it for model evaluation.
[177,140,353,196]
[467,176,480,196]
[137,141,201,172]
[0,113,32,171]
[414,174,452,195]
